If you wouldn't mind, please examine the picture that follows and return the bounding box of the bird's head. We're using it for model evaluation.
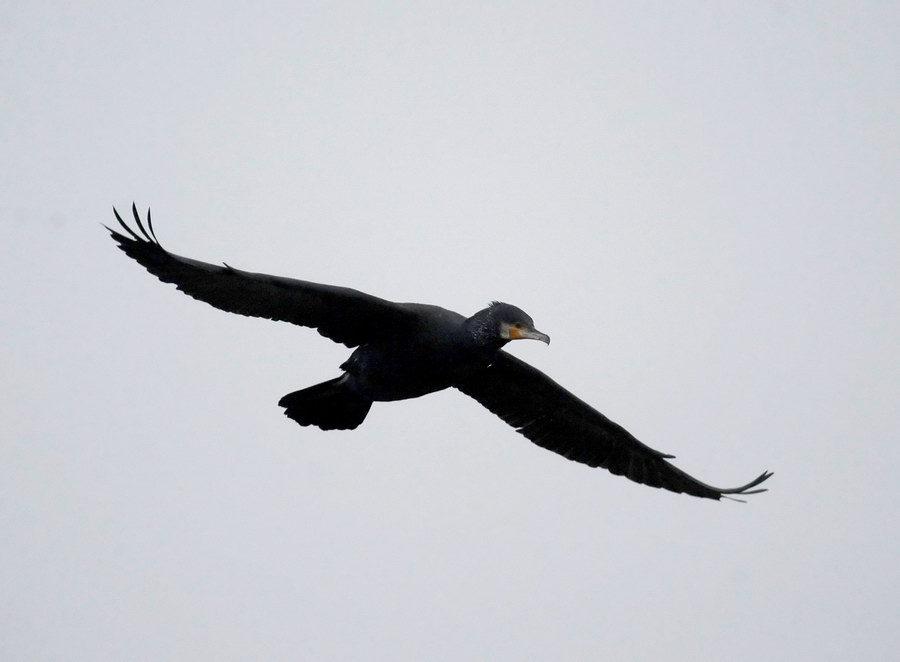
[467,301,551,348]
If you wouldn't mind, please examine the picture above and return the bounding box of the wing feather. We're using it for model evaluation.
[106,205,414,347]
[456,352,772,500]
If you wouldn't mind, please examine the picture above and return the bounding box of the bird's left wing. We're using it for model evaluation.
[106,205,415,347]
[455,352,771,500]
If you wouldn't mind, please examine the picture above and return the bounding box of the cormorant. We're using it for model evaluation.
[106,205,771,500]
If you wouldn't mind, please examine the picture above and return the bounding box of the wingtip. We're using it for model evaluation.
[721,469,773,498]
[108,203,163,247]
[146,206,160,243]
[112,205,141,240]
[131,202,152,241]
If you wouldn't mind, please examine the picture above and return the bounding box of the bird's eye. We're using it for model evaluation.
[513,322,522,328]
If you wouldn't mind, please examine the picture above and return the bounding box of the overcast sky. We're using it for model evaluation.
[2,1,899,660]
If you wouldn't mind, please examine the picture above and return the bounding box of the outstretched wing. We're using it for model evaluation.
[106,204,415,347]
[456,352,772,500]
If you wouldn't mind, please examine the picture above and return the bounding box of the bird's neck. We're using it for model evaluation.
[461,314,509,352]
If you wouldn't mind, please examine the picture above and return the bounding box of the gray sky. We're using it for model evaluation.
[2,1,899,660]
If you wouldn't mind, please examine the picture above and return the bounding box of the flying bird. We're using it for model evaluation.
[106,204,771,501]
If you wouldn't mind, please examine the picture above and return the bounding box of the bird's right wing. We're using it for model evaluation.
[456,352,772,500]
[106,205,415,347]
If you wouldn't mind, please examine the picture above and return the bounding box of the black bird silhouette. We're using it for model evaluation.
[107,204,771,500]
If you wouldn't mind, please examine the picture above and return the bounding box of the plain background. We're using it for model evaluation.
[2,1,898,660]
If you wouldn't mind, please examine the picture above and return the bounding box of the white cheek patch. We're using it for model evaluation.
[499,322,522,340]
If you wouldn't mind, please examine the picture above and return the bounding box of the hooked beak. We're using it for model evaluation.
[524,328,551,345]
[510,326,551,345]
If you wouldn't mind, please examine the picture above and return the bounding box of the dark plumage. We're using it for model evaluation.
[106,204,772,501]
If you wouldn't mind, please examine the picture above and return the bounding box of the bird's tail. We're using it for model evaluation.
[278,376,372,431]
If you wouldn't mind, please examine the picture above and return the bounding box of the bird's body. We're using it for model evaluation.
[107,205,771,500]
[280,303,501,429]
[343,303,474,402]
